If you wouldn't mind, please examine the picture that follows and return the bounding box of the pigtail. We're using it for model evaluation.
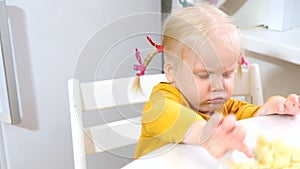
[132,50,160,93]
[131,36,163,93]
[238,62,242,77]
[238,52,250,77]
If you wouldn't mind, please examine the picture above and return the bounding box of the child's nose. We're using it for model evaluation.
[210,74,224,91]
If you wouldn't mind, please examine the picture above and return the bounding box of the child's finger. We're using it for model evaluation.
[220,115,236,133]
[224,124,252,158]
[229,126,252,158]
[287,94,299,105]
[226,125,247,149]
[236,142,253,158]
[284,94,299,113]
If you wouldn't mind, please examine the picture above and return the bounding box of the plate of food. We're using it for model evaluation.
[219,134,300,169]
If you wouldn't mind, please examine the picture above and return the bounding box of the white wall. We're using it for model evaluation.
[246,51,300,101]
[1,1,161,169]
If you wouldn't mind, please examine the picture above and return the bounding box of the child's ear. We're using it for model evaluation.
[164,63,175,83]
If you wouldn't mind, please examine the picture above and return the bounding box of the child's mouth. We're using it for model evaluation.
[207,97,226,104]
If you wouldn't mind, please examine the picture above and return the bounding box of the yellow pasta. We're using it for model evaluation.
[228,135,300,169]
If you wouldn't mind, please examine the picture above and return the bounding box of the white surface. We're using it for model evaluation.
[123,144,220,169]
[240,27,300,65]
[123,114,300,169]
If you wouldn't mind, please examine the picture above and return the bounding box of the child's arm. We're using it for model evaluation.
[256,94,300,116]
[183,114,253,159]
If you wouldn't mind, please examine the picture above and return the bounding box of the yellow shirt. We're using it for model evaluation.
[134,82,260,159]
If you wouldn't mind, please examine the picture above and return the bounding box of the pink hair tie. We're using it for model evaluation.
[146,36,163,53]
[133,36,163,76]
[133,48,146,76]
[239,54,250,68]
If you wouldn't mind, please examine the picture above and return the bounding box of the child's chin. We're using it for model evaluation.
[199,104,224,114]
[211,104,225,112]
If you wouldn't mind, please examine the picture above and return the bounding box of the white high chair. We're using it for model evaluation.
[68,74,168,169]
[233,63,264,105]
[67,64,263,169]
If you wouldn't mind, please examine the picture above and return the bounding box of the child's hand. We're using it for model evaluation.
[256,94,300,116]
[202,114,253,159]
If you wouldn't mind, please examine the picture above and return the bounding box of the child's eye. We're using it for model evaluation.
[196,73,210,79]
[223,71,234,78]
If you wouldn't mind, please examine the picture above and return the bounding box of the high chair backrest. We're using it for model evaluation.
[67,64,263,169]
[233,63,264,105]
[68,74,168,169]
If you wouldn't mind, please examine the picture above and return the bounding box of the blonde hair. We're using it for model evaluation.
[132,5,243,92]
[162,5,240,63]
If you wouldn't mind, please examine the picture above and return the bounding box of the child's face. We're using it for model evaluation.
[170,41,239,114]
